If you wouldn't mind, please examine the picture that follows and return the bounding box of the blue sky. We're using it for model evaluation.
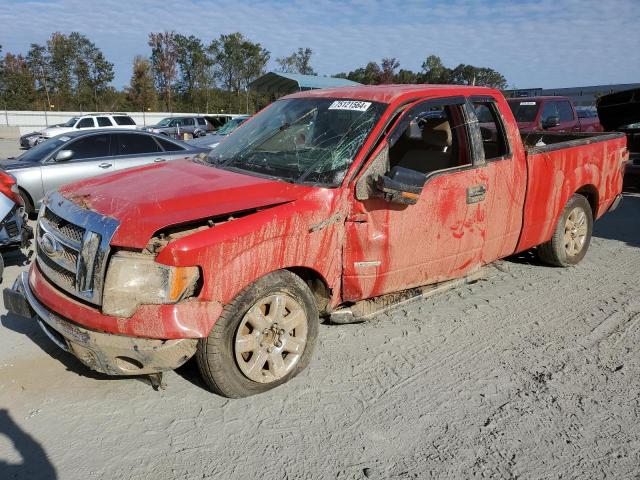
[1,0,638,89]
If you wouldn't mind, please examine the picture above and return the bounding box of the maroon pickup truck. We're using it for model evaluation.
[4,85,627,398]
[507,96,603,133]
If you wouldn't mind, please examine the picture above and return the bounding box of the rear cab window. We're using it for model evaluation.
[472,99,510,160]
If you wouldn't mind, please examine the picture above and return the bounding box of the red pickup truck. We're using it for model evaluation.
[5,85,627,397]
[507,96,603,133]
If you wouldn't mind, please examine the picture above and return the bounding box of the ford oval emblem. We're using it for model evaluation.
[40,232,60,258]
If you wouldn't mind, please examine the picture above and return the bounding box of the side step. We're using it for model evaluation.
[329,268,486,324]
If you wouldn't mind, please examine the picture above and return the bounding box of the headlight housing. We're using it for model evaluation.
[102,251,199,317]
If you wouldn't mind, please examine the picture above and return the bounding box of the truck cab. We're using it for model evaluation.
[506,96,602,133]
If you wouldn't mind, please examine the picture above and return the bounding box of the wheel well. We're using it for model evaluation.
[18,187,34,214]
[575,185,598,218]
[286,267,331,314]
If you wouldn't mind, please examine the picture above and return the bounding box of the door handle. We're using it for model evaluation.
[98,163,112,169]
[466,184,487,204]
[154,157,166,163]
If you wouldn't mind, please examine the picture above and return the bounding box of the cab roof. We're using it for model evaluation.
[284,84,501,105]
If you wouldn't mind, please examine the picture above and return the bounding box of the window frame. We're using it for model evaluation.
[63,133,113,161]
[156,136,186,152]
[556,101,575,122]
[469,96,512,162]
[76,117,96,129]
[387,95,481,170]
[113,115,136,126]
[96,116,113,127]
[114,132,163,156]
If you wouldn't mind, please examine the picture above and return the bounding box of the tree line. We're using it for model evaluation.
[0,32,508,114]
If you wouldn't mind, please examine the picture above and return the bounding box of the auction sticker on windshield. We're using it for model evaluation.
[329,100,371,112]
[520,102,536,106]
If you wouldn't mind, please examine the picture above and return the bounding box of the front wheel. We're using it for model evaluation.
[537,194,593,267]
[197,270,319,398]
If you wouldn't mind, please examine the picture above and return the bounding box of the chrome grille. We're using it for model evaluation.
[43,208,85,243]
[37,249,76,290]
[36,192,119,306]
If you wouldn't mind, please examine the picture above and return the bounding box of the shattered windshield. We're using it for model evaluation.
[205,98,386,186]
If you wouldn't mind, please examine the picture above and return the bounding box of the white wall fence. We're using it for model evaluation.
[0,110,240,136]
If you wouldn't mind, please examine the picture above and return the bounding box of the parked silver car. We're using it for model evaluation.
[141,116,210,139]
[1,129,208,214]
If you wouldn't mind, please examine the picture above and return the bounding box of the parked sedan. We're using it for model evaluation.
[0,129,208,214]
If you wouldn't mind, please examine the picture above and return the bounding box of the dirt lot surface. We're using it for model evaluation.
[0,134,638,478]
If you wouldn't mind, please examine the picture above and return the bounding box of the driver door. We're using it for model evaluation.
[343,97,488,301]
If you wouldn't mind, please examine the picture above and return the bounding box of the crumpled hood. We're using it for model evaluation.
[58,159,314,249]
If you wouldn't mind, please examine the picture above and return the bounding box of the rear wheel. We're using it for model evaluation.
[538,194,593,267]
[197,270,319,398]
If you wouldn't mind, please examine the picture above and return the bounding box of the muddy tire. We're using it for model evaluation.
[538,194,593,267]
[196,270,319,398]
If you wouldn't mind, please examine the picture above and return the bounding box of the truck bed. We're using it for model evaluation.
[520,131,625,153]
[515,131,627,253]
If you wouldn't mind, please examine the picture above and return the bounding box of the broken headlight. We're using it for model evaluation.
[102,251,199,318]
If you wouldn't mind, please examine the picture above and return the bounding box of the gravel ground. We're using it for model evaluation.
[0,133,638,479]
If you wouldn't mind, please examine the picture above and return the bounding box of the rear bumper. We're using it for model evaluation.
[3,272,198,376]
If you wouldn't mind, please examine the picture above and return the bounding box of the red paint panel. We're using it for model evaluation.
[343,167,487,301]
[59,160,314,249]
[516,136,627,252]
[156,188,347,308]
[29,264,222,339]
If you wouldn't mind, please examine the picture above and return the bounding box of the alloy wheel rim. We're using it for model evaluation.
[564,207,588,257]
[234,293,308,383]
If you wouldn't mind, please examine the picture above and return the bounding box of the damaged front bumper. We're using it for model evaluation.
[3,272,198,376]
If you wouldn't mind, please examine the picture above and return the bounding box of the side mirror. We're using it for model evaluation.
[54,150,73,162]
[541,116,560,128]
[376,166,427,205]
